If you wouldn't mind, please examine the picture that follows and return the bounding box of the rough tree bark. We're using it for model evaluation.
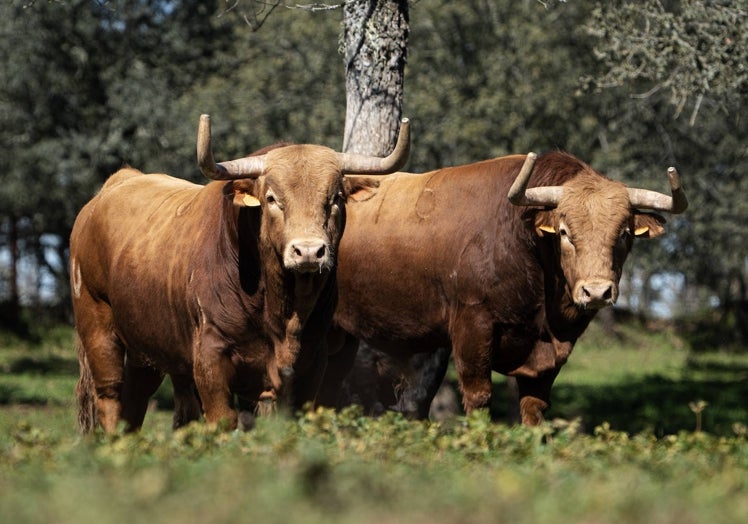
[342,0,408,155]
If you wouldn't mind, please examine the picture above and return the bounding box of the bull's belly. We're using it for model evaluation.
[335,301,449,358]
[359,331,449,359]
[114,325,194,376]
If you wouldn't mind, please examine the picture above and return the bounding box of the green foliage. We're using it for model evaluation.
[1,321,747,522]
[581,0,748,316]
[406,0,602,167]
[184,5,346,158]
[0,0,236,313]
[586,0,747,120]
[0,324,78,406]
[1,0,746,323]
[1,406,748,523]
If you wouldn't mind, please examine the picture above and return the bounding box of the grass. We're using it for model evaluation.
[478,318,748,436]
[0,318,747,523]
[0,325,78,407]
[552,318,748,436]
[1,407,747,524]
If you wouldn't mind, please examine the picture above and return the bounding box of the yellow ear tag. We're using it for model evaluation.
[538,225,556,234]
[634,226,649,236]
[243,194,261,207]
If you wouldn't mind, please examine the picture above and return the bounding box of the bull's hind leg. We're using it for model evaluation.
[121,362,164,432]
[75,310,126,433]
[450,305,494,414]
[171,374,203,429]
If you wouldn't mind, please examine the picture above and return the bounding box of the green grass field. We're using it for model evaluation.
[1,319,747,523]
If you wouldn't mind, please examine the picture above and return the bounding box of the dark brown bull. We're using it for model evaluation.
[321,151,686,425]
[70,114,410,433]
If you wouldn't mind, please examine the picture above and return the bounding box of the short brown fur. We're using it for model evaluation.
[70,144,377,433]
[321,152,670,425]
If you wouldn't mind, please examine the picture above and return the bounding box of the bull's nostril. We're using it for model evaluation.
[289,240,327,266]
[578,280,615,306]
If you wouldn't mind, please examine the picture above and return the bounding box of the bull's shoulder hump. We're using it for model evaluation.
[102,169,198,193]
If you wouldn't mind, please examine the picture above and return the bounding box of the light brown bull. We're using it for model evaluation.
[70,114,410,433]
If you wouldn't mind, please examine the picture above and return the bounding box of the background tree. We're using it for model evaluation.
[0,0,746,340]
[583,0,747,336]
[0,0,234,325]
[342,0,409,156]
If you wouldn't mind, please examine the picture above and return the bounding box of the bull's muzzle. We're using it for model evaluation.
[284,238,330,273]
[573,278,617,309]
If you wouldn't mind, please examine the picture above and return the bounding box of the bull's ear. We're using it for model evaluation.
[633,212,666,238]
[343,175,380,202]
[533,210,556,237]
[224,179,261,207]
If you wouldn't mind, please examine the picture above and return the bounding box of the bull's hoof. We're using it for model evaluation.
[238,410,256,431]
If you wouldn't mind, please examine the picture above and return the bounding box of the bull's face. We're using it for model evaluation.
[532,172,665,309]
[508,152,687,311]
[196,114,410,276]
[228,146,353,274]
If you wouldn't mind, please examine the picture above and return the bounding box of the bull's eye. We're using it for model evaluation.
[327,191,343,214]
[266,191,283,210]
[559,224,573,245]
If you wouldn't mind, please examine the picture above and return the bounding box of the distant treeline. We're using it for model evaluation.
[0,1,745,337]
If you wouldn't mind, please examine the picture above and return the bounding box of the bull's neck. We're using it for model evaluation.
[543,266,596,342]
[535,240,596,343]
[231,204,331,385]
[260,239,330,372]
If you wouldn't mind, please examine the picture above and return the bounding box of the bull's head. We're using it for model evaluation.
[509,152,687,310]
[196,114,410,274]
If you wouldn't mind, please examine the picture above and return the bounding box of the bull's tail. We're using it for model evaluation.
[74,333,97,433]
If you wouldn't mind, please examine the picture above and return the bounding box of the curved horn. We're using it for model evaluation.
[627,167,688,214]
[507,152,564,207]
[338,118,411,174]
[197,114,265,180]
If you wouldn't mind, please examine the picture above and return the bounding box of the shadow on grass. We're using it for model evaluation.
[480,314,748,436]
[545,375,747,436]
[485,366,747,437]
[6,355,79,375]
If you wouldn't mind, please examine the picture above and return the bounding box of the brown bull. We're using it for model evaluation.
[321,151,686,425]
[70,114,410,433]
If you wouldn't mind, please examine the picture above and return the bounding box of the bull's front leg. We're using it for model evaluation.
[193,332,238,430]
[450,305,494,413]
[316,329,359,409]
[291,346,331,411]
[515,368,560,426]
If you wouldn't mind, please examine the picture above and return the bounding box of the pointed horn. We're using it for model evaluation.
[197,114,265,180]
[507,152,564,207]
[338,118,411,174]
[627,166,688,214]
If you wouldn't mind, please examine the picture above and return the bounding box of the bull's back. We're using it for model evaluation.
[335,157,534,347]
[70,168,218,370]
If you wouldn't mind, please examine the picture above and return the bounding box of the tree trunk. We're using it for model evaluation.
[1,215,22,328]
[342,0,408,155]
